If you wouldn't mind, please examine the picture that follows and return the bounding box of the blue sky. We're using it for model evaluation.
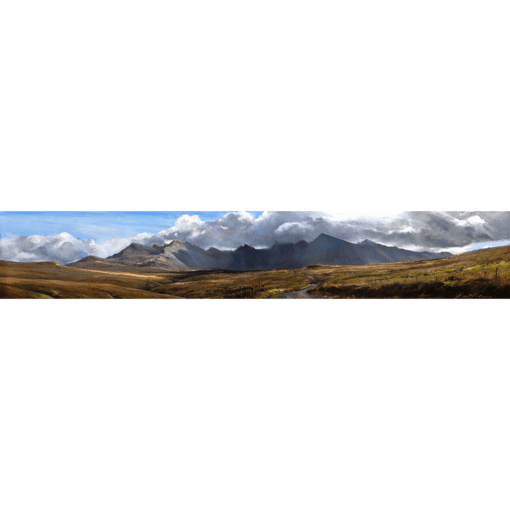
[0,211,264,242]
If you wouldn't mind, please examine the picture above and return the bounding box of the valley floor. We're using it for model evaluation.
[1,245,510,299]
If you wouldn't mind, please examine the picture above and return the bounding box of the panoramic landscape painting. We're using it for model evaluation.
[1,211,509,299]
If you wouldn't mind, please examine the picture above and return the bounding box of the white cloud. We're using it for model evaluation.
[1,211,509,264]
[455,215,486,227]
[0,232,106,264]
[275,222,311,232]
[323,212,403,223]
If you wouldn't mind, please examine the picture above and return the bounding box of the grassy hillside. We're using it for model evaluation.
[0,261,310,299]
[0,262,179,299]
[299,245,510,298]
[1,245,509,299]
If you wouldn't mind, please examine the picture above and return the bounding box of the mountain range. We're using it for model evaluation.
[68,234,452,272]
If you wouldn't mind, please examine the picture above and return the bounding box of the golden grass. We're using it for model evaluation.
[300,246,510,298]
[0,261,310,299]
[0,262,177,299]
[2,245,510,299]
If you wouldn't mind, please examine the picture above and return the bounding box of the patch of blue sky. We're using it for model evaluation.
[0,211,264,242]
[447,238,510,254]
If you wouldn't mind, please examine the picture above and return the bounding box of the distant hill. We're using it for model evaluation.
[68,234,451,272]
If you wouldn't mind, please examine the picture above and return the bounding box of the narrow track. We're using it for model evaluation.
[276,272,321,299]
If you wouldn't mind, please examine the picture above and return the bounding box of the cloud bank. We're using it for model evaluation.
[1,211,509,264]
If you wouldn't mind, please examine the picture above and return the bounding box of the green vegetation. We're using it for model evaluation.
[2,245,510,299]
[302,245,510,298]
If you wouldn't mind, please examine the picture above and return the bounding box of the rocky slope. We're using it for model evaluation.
[68,234,451,272]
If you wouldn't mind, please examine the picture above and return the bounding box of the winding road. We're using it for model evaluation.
[276,272,321,299]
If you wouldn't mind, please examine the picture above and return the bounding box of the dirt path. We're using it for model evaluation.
[276,272,321,299]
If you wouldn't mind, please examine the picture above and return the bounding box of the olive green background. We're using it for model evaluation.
[0,0,510,510]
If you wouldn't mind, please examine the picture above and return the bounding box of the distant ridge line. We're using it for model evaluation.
[69,233,452,272]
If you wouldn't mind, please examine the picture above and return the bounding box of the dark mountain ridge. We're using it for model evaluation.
[68,234,452,272]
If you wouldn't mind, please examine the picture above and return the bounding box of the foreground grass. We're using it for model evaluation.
[0,262,178,299]
[2,245,510,299]
[0,262,311,299]
[123,269,311,299]
[299,246,510,299]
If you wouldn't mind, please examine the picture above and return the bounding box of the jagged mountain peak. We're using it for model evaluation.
[315,233,336,241]
[236,244,257,251]
[310,233,352,248]
[71,234,452,272]
[112,242,152,256]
